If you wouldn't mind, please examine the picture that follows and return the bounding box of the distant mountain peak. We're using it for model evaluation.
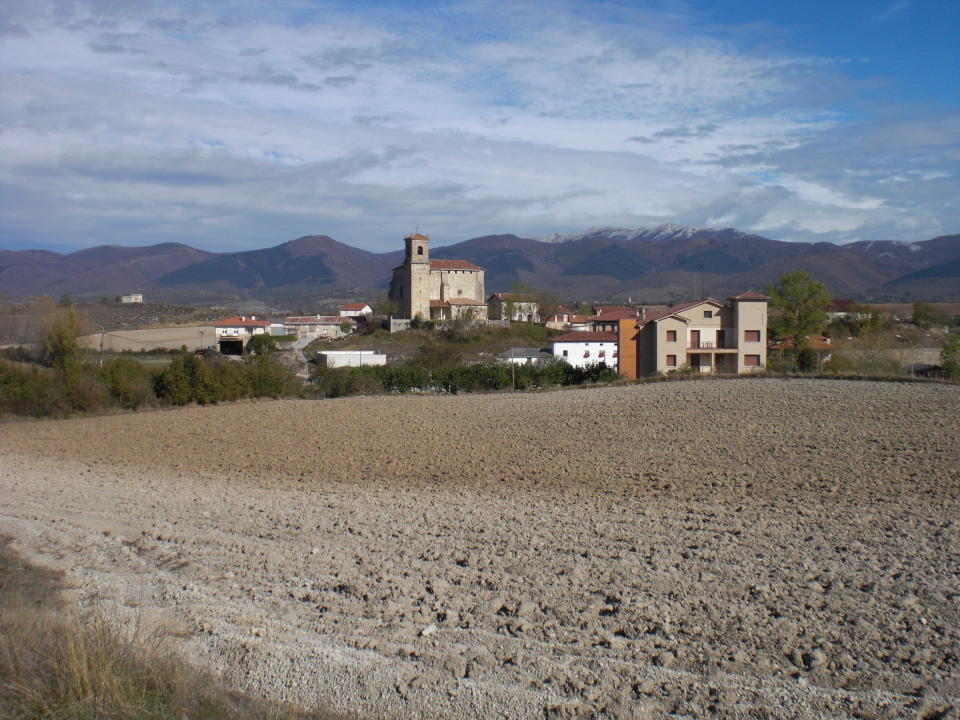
[531,224,709,244]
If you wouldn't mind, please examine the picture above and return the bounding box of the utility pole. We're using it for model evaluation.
[98,325,105,367]
[198,328,205,352]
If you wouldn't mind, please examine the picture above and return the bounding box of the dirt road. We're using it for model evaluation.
[2,379,958,718]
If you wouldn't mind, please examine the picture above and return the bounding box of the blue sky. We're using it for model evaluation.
[1,0,957,253]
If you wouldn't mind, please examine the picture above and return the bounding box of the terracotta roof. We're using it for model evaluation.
[339,302,370,311]
[550,331,618,343]
[429,298,486,307]
[640,298,725,324]
[216,316,271,327]
[430,259,484,271]
[732,290,770,301]
[285,316,353,324]
[569,315,594,323]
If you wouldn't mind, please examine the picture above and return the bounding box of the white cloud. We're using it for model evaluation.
[0,0,956,252]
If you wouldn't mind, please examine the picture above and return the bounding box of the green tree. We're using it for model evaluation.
[766,270,831,350]
[942,334,960,380]
[42,307,84,374]
[912,302,950,330]
[246,333,278,356]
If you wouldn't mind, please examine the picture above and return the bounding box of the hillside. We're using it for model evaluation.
[2,228,957,302]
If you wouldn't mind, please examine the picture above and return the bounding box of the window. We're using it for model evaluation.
[744,354,760,367]
[417,246,423,255]
[666,354,677,367]
[744,330,761,342]
[704,310,713,318]
[562,349,568,357]
[666,330,677,342]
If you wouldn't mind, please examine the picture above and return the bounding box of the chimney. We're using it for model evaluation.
[241,315,246,321]
[251,315,256,320]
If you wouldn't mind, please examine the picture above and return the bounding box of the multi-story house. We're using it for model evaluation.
[617,291,769,378]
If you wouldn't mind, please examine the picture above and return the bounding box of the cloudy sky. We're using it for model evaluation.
[1,0,957,253]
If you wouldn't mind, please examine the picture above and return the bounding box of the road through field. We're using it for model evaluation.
[2,380,959,719]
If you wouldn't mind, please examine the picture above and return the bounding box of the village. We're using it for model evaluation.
[209,232,774,380]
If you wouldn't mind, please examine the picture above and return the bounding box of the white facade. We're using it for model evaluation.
[550,336,618,371]
[120,293,143,304]
[317,350,387,368]
[339,304,373,317]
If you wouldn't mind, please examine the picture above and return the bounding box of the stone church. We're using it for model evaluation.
[388,233,488,321]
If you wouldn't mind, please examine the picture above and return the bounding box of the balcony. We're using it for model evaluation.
[687,340,738,352]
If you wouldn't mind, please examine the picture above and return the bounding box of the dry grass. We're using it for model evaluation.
[0,536,350,720]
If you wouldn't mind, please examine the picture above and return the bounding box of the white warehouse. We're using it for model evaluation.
[317,350,387,368]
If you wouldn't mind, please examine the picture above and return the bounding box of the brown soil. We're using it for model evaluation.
[2,379,958,719]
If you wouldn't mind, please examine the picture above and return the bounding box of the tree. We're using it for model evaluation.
[246,333,278,356]
[766,270,831,350]
[912,302,950,330]
[42,307,84,376]
[942,334,960,380]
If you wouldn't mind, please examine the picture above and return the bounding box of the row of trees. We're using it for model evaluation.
[0,308,300,417]
[310,361,619,398]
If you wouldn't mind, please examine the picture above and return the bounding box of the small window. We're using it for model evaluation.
[744,354,760,367]
[666,329,677,342]
[744,330,761,342]
[703,310,713,319]
[417,246,423,255]
[562,349,568,357]
[666,354,677,367]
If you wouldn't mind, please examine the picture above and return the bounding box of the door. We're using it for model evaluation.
[690,330,700,349]
[717,330,725,349]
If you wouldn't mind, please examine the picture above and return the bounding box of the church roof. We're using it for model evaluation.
[430,259,484,271]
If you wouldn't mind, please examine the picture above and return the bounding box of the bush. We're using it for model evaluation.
[0,360,59,416]
[100,357,155,409]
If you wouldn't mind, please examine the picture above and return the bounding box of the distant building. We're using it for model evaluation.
[497,347,555,366]
[120,293,143,304]
[550,331,619,371]
[388,233,487,322]
[284,315,355,339]
[215,315,270,355]
[339,303,373,318]
[488,293,539,322]
[317,350,386,368]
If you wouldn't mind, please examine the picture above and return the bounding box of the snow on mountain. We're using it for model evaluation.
[531,224,707,244]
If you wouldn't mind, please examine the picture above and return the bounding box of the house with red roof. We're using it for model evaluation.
[550,331,619,371]
[616,291,770,378]
[338,302,373,318]
[388,233,487,322]
[215,315,271,355]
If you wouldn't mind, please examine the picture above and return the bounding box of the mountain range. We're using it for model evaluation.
[1,226,958,304]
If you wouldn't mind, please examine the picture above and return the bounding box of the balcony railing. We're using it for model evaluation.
[687,340,737,350]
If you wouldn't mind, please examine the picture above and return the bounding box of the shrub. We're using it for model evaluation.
[0,360,59,416]
[100,357,155,409]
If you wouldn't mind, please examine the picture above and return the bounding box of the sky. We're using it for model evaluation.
[1,0,958,253]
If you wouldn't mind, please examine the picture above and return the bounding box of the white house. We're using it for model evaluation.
[339,303,373,318]
[549,331,619,371]
[120,293,144,304]
[317,350,387,368]
[215,315,271,355]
